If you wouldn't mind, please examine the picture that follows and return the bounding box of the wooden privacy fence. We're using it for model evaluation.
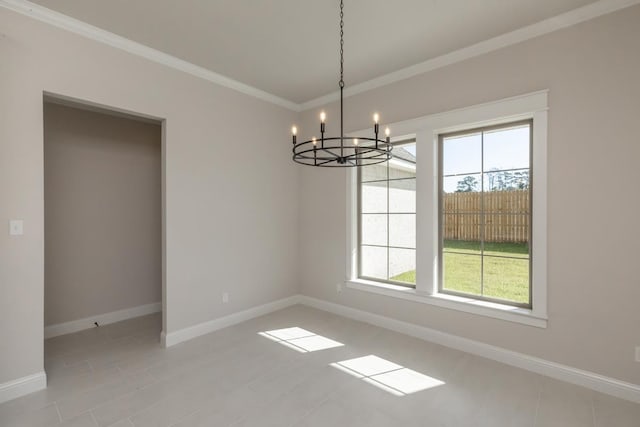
[442,190,530,243]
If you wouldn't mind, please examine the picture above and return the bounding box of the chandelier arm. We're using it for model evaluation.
[342,148,390,159]
[316,158,340,166]
[293,144,342,159]
[293,158,390,167]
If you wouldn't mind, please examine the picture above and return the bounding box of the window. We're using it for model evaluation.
[439,121,532,307]
[358,140,416,286]
[347,91,547,327]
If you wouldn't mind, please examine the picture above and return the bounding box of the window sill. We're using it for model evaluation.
[345,279,547,328]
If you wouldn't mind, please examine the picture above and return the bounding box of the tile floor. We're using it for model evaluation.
[1,305,639,426]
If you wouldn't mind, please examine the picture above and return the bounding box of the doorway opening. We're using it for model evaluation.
[43,94,165,374]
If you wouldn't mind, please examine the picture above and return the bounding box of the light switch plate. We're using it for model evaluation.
[9,220,24,236]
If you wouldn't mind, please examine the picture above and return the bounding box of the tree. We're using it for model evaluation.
[511,171,529,190]
[487,168,529,191]
[456,176,479,192]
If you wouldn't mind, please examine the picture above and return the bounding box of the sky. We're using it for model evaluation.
[390,124,529,192]
[441,125,530,192]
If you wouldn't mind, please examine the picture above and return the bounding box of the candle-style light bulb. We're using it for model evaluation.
[320,112,326,123]
[353,138,359,146]
[385,127,390,137]
[373,113,379,124]
[292,126,297,136]
[312,137,318,166]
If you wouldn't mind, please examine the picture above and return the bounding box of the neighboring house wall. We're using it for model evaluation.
[44,103,161,326]
[0,8,298,385]
[297,5,640,385]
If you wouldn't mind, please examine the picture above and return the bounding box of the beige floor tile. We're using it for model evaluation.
[294,397,406,427]
[1,307,636,427]
[58,412,99,427]
[105,418,134,427]
[0,402,60,427]
[57,371,155,421]
[535,378,596,427]
[593,392,640,427]
[91,379,176,427]
[170,387,265,427]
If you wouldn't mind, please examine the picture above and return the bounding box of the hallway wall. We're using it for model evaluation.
[44,102,161,326]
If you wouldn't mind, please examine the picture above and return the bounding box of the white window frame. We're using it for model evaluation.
[346,91,548,328]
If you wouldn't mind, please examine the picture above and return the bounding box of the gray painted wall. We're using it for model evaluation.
[44,103,161,326]
[297,5,640,385]
[0,7,298,385]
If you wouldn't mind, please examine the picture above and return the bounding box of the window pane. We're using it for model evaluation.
[443,238,481,254]
[359,141,416,287]
[361,214,387,246]
[483,187,529,213]
[442,133,481,176]
[484,220,529,255]
[361,164,387,182]
[442,253,481,296]
[389,214,415,249]
[439,121,531,306]
[361,181,387,213]
[389,248,415,284]
[484,170,530,192]
[389,179,415,213]
[442,174,481,195]
[389,144,416,180]
[361,245,387,280]
[483,256,530,304]
[483,243,529,259]
[483,125,530,172]
[442,212,481,242]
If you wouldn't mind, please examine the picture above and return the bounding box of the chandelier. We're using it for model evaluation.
[291,0,392,167]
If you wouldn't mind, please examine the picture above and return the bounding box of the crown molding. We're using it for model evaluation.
[0,0,301,112]
[299,0,640,111]
[2,0,638,113]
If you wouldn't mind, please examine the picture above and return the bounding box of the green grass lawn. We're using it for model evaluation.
[391,240,530,304]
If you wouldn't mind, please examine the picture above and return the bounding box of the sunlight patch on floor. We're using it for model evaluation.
[259,327,344,353]
[331,355,444,396]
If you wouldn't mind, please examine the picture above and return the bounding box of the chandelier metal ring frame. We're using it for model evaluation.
[291,0,393,167]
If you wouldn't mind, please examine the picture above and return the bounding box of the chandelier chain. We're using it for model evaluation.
[290,0,392,167]
[339,0,344,88]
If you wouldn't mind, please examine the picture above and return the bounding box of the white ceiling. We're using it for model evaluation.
[30,0,599,104]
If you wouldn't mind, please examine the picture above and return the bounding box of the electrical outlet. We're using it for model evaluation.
[635,346,640,362]
[222,292,229,304]
[336,283,342,293]
[9,220,24,236]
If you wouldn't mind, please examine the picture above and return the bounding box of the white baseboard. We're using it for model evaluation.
[0,371,46,404]
[298,295,640,403]
[44,302,162,339]
[162,295,301,347]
